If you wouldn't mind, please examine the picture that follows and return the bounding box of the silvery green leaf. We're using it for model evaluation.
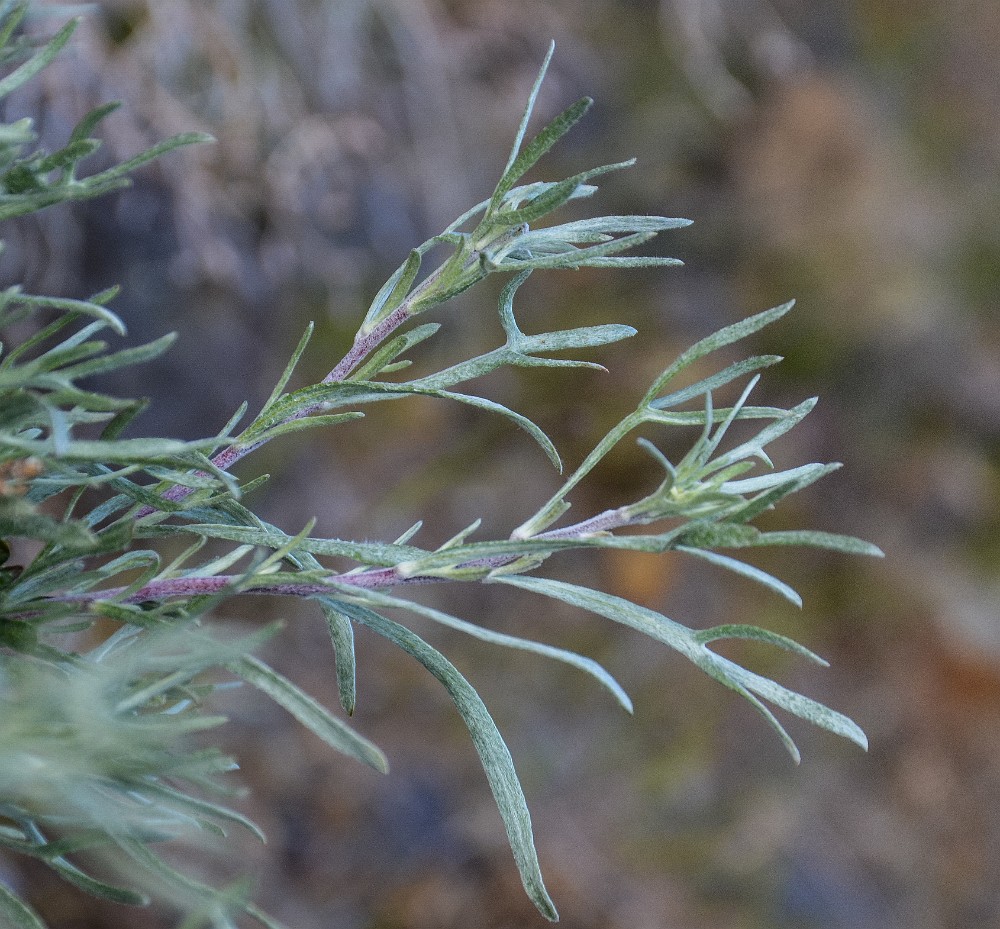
[517,323,637,355]
[489,96,593,213]
[548,215,692,237]
[729,463,841,524]
[0,317,63,367]
[501,40,555,177]
[79,132,214,190]
[178,522,427,566]
[498,230,665,271]
[490,174,585,227]
[650,355,783,410]
[705,653,868,755]
[499,576,867,759]
[500,179,598,212]
[68,101,122,146]
[142,781,266,843]
[336,601,559,922]
[230,656,387,774]
[349,323,440,381]
[117,839,291,929]
[44,854,148,906]
[498,575,705,660]
[321,600,357,716]
[0,883,45,929]
[341,586,632,713]
[238,411,363,447]
[487,161,637,249]
[92,550,159,583]
[746,530,884,557]
[694,624,828,665]
[644,405,800,427]
[706,397,817,472]
[676,545,802,607]
[361,248,421,330]
[336,381,562,470]
[0,17,76,101]
[676,522,762,548]
[393,521,423,545]
[642,301,796,404]
[437,518,482,550]
[2,435,216,464]
[261,322,313,412]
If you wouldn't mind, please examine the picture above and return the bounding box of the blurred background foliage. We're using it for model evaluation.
[3,0,999,926]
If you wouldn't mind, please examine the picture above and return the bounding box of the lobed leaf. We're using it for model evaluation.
[500,576,867,760]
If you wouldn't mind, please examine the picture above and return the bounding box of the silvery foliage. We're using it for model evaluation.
[0,8,879,926]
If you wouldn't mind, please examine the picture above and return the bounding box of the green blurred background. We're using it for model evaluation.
[7,0,1000,926]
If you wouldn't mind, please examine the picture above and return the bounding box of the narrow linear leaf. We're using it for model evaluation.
[82,131,214,188]
[730,463,842,525]
[320,599,357,716]
[0,882,47,929]
[239,412,363,447]
[750,530,884,558]
[46,855,148,906]
[709,653,868,752]
[379,248,422,319]
[676,545,802,607]
[179,523,427,567]
[116,839,290,929]
[141,782,267,843]
[262,322,313,412]
[548,215,692,237]
[0,17,77,100]
[362,247,422,330]
[230,656,387,773]
[349,322,440,382]
[68,101,122,146]
[694,624,828,666]
[643,301,796,403]
[708,397,817,472]
[718,463,833,495]
[650,355,783,410]
[337,601,558,921]
[502,40,555,177]
[344,586,632,713]
[358,382,564,471]
[490,96,593,211]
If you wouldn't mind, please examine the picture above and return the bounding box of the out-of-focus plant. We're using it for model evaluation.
[0,7,880,926]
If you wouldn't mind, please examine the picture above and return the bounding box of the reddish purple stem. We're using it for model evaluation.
[136,305,414,517]
[54,503,636,608]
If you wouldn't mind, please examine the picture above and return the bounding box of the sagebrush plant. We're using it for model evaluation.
[0,6,882,927]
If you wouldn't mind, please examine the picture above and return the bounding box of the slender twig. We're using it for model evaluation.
[51,504,647,609]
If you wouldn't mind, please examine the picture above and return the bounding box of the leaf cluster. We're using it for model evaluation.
[0,5,209,222]
[0,12,880,928]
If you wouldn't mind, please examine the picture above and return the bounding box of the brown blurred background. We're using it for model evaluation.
[6,0,1000,926]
